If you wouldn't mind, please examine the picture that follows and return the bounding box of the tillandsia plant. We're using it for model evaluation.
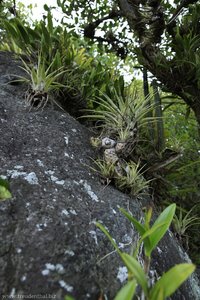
[89,158,116,185]
[16,53,66,109]
[173,206,200,239]
[82,87,155,141]
[96,204,195,300]
[115,161,151,196]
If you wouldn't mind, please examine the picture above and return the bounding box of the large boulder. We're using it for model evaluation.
[0,51,200,300]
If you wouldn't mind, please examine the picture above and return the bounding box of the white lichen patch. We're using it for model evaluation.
[42,263,65,276]
[118,242,125,249]
[50,175,58,181]
[59,280,73,292]
[112,208,117,214]
[89,230,98,245]
[55,180,65,185]
[62,209,69,217]
[21,275,26,282]
[117,266,128,283]
[122,234,132,244]
[24,172,38,185]
[7,170,39,185]
[14,165,24,170]
[10,288,16,297]
[47,146,52,153]
[55,264,65,274]
[41,269,50,276]
[45,170,55,175]
[69,209,77,215]
[36,159,44,167]
[26,216,32,222]
[46,263,56,271]
[79,180,99,202]
[49,174,65,185]
[64,250,75,256]
[64,136,69,145]
[36,222,47,231]
[0,118,7,123]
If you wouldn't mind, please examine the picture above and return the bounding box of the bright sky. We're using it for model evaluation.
[17,0,59,20]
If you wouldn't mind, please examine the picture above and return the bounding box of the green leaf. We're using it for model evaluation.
[114,279,137,300]
[141,222,168,257]
[64,296,75,300]
[0,177,10,190]
[41,22,51,45]
[150,263,195,300]
[121,253,148,296]
[44,4,50,11]
[4,21,19,41]
[146,204,176,256]
[16,21,30,45]
[0,178,12,200]
[47,11,54,34]
[120,208,152,255]
[120,208,146,236]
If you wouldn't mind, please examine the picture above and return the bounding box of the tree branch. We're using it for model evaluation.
[167,0,198,26]
[84,9,122,39]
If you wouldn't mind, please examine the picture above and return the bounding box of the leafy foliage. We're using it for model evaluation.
[173,206,200,239]
[83,83,154,140]
[115,161,150,196]
[96,204,195,300]
[0,178,12,200]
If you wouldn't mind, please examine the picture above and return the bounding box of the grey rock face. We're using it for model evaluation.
[0,52,200,300]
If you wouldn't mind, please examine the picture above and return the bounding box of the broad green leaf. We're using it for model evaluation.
[140,222,168,257]
[0,178,10,190]
[145,207,152,228]
[120,208,146,236]
[120,208,151,255]
[0,185,12,200]
[64,296,75,300]
[121,253,148,296]
[114,279,137,300]
[146,204,176,256]
[150,263,195,300]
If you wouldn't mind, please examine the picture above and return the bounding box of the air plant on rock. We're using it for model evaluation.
[89,158,116,185]
[82,87,155,142]
[16,53,66,109]
[173,206,200,239]
[115,161,151,196]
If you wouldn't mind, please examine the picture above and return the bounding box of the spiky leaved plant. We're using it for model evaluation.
[16,53,66,109]
[89,158,116,185]
[173,206,200,239]
[115,161,151,196]
[82,87,155,142]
